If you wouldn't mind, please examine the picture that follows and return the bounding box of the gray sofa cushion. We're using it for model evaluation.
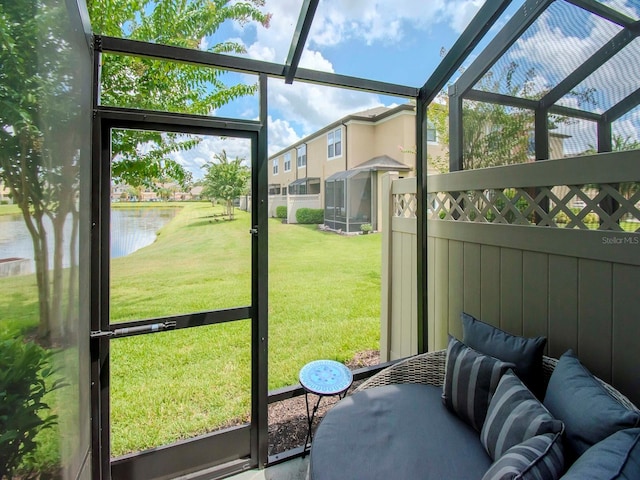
[482,432,564,480]
[443,336,514,431]
[481,370,564,460]
[544,350,640,459]
[560,428,640,480]
[310,383,492,480]
[462,313,547,398]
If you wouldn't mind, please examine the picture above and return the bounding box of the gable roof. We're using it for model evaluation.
[354,155,411,171]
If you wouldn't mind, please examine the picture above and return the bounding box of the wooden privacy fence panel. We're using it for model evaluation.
[380,152,639,403]
[380,174,417,362]
[427,151,640,405]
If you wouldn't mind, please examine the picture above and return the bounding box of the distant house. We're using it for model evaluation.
[0,180,12,203]
[268,103,444,232]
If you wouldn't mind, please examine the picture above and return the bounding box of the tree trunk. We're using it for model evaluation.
[66,207,79,339]
[23,209,51,342]
[227,199,234,220]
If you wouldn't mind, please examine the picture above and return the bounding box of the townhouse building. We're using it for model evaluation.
[268,103,445,232]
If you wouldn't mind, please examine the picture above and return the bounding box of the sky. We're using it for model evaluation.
[173,0,505,177]
[166,0,640,178]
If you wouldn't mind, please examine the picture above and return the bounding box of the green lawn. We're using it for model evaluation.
[0,202,382,456]
[0,204,21,216]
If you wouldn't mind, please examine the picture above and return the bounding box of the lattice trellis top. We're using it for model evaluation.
[425,184,640,232]
[392,184,640,233]
[394,193,418,218]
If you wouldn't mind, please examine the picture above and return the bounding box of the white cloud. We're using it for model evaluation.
[242,0,485,66]
[613,117,639,142]
[445,0,486,34]
[171,136,253,179]
[268,116,302,155]
[508,11,620,83]
[602,0,640,19]
[305,0,482,48]
[267,79,385,134]
[497,6,638,113]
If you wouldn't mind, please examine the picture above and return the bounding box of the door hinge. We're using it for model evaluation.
[249,226,258,236]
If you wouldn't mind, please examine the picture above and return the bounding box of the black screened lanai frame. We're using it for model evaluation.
[89,0,640,478]
[448,0,640,170]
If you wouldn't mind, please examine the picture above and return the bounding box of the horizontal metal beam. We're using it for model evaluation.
[549,104,602,122]
[464,89,602,121]
[604,86,640,123]
[284,0,319,84]
[96,105,261,135]
[465,89,538,110]
[98,35,417,98]
[111,425,251,480]
[563,0,638,28]
[454,0,553,97]
[540,27,637,109]
[419,0,514,104]
[292,67,418,97]
[98,35,284,76]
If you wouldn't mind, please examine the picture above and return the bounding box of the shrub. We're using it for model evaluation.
[485,190,531,224]
[360,223,373,233]
[584,212,599,225]
[296,208,324,224]
[275,206,287,219]
[554,211,570,224]
[0,335,65,479]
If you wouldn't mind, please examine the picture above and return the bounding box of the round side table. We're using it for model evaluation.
[299,359,354,455]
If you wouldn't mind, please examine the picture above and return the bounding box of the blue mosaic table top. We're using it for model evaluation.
[299,360,354,395]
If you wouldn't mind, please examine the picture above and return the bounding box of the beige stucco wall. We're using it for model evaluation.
[269,148,297,192]
[346,122,376,168]
[372,112,416,169]
[549,135,566,160]
[345,111,416,172]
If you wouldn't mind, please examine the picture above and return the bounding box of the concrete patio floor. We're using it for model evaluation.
[225,457,309,480]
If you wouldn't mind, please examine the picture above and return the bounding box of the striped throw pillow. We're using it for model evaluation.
[481,370,564,460]
[482,432,564,480]
[442,336,514,432]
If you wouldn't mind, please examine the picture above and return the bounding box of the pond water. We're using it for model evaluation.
[0,208,179,271]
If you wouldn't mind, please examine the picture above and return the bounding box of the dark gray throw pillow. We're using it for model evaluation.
[442,336,513,432]
[543,350,640,458]
[481,370,564,461]
[561,428,640,480]
[462,312,547,397]
[482,432,564,480]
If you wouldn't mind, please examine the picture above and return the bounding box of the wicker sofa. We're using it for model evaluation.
[309,348,640,480]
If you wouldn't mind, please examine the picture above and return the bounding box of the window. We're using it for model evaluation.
[284,152,291,172]
[297,144,307,168]
[328,127,342,158]
[427,121,437,143]
[273,159,279,175]
[268,184,281,195]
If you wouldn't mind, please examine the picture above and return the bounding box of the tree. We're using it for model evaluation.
[87,0,271,190]
[428,60,596,171]
[1,0,269,343]
[584,134,640,202]
[0,0,85,342]
[201,151,250,220]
